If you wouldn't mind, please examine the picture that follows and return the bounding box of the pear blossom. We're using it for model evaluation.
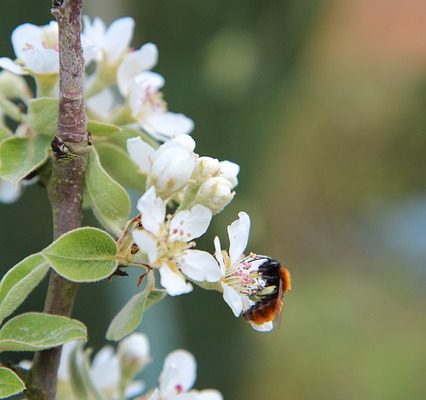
[194,177,235,214]
[83,16,135,65]
[127,135,196,198]
[128,72,194,141]
[213,212,275,332]
[0,21,95,75]
[147,350,223,400]
[132,187,221,296]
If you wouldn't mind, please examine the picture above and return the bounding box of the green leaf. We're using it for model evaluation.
[106,286,166,341]
[106,289,148,341]
[96,143,146,192]
[88,120,121,136]
[0,312,87,352]
[41,227,118,282]
[28,97,58,136]
[85,147,131,235]
[0,367,26,398]
[0,95,22,121]
[0,135,50,184]
[0,253,49,325]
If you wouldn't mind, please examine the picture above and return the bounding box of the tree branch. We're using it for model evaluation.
[27,1,88,398]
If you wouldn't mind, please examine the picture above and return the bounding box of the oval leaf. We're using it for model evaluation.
[0,253,49,325]
[0,367,26,398]
[28,97,58,136]
[0,136,50,184]
[106,288,149,341]
[87,120,121,136]
[96,143,146,192]
[41,227,118,282]
[0,126,11,141]
[85,147,130,235]
[0,312,87,352]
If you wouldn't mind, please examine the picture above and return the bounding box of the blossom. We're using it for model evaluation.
[132,187,221,296]
[128,72,194,141]
[83,16,135,65]
[57,335,148,400]
[147,350,223,400]
[0,21,95,75]
[127,135,196,198]
[213,212,274,332]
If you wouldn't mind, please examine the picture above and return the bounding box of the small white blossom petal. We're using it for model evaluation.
[127,136,156,174]
[22,49,59,74]
[0,58,25,75]
[0,180,22,204]
[159,265,193,296]
[178,250,222,283]
[90,346,120,390]
[222,283,243,317]
[11,23,48,60]
[125,381,145,398]
[159,350,196,397]
[117,43,158,95]
[144,112,194,141]
[57,341,80,381]
[137,187,166,236]
[118,332,150,368]
[195,390,224,400]
[250,321,274,332]
[132,229,158,264]
[218,160,239,188]
[103,17,135,63]
[169,205,212,242]
[213,237,226,276]
[228,212,250,265]
[86,87,115,119]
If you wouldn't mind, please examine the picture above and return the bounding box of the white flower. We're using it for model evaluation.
[0,21,95,75]
[128,72,194,141]
[127,135,196,198]
[118,332,151,374]
[117,43,158,96]
[0,179,22,204]
[83,16,134,65]
[213,212,274,332]
[194,177,234,214]
[132,187,221,296]
[148,350,223,400]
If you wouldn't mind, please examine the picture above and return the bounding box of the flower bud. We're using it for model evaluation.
[194,177,235,214]
[218,160,239,188]
[118,333,151,378]
[0,71,30,99]
[193,156,220,180]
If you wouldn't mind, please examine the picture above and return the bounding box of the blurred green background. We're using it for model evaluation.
[1,0,426,398]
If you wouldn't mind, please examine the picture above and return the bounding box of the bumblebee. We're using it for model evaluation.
[242,258,291,325]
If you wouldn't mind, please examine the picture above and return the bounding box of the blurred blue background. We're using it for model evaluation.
[1,0,426,398]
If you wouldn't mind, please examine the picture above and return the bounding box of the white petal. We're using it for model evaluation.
[118,332,150,366]
[0,58,25,75]
[219,160,239,188]
[57,341,80,381]
[125,381,145,398]
[127,136,155,174]
[159,350,196,397]
[213,237,226,276]
[178,250,222,282]
[151,145,195,195]
[194,390,224,400]
[228,212,250,265]
[86,87,115,119]
[117,43,158,95]
[104,17,135,63]
[132,229,158,264]
[159,265,192,296]
[11,23,44,59]
[169,205,212,242]
[22,49,59,74]
[0,180,22,204]
[222,283,243,317]
[90,346,120,390]
[250,321,274,332]
[136,187,165,236]
[144,112,194,141]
